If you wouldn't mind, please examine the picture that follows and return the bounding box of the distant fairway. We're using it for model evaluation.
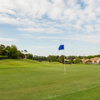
[0,59,100,100]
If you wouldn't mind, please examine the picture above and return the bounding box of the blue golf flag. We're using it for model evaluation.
[58,45,64,50]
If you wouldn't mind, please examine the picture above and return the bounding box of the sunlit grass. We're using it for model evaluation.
[0,59,100,100]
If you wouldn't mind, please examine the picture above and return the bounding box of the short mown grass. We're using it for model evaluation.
[0,59,100,100]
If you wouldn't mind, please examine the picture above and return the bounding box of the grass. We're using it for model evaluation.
[0,59,100,100]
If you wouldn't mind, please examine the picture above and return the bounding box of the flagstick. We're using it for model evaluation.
[58,44,66,75]
[64,50,66,75]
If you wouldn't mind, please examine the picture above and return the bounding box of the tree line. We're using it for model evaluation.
[0,44,100,64]
[0,44,25,59]
[0,44,47,61]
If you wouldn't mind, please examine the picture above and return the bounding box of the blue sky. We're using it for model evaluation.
[0,0,100,56]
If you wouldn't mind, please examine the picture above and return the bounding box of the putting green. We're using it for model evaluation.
[0,59,100,100]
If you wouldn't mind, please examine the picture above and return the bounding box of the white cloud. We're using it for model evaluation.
[19,27,64,34]
[0,0,100,41]
[0,37,16,42]
[37,34,100,44]
[34,45,56,49]
[85,25,94,32]
[69,34,100,44]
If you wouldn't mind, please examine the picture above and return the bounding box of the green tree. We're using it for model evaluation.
[67,56,76,61]
[17,50,24,59]
[9,45,18,59]
[67,60,74,64]
[0,44,6,55]
[59,55,65,63]
[85,55,94,59]
[24,49,28,59]
[5,46,11,56]
[24,50,27,54]
[27,53,33,59]
[47,55,59,62]
[74,57,82,64]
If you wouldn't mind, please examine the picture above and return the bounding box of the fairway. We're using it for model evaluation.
[0,60,100,100]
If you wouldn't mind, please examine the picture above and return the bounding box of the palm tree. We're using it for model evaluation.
[24,50,28,59]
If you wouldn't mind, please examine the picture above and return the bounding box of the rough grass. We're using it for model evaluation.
[0,59,100,100]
